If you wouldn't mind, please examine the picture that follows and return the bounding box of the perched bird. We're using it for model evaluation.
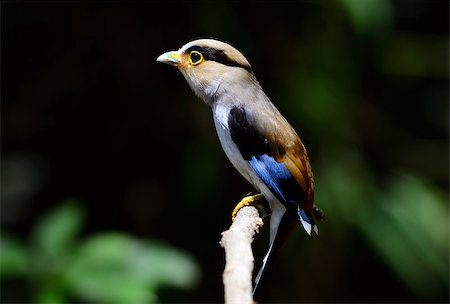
[157,39,324,294]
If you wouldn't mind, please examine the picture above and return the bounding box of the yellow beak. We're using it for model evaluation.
[156,51,181,66]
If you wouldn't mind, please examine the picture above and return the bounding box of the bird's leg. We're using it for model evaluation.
[231,193,266,221]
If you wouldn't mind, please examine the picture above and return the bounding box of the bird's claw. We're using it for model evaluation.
[231,193,265,221]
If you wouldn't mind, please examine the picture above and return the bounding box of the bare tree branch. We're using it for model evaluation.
[220,206,264,304]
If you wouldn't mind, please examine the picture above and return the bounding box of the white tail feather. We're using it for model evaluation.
[313,225,319,235]
[300,216,312,235]
[253,243,273,295]
[253,205,286,295]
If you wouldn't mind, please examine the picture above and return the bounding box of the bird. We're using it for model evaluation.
[156,39,324,295]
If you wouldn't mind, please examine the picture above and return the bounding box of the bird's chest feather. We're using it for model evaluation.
[212,104,281,204]
[212,103,253,182]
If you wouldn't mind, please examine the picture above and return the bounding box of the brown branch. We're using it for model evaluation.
[220,206,264,304]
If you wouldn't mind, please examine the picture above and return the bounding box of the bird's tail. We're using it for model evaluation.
[253,211,297,296]
[298,207,318,235]
[253,240,276,296]
[253,206,325,296]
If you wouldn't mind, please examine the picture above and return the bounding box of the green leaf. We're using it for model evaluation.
[35,284,67,304]
[359,174,449,297]
[65,233,200,303]
[0,234,28,277]
[32,200,85,259]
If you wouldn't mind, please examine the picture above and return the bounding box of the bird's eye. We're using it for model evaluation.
[188,51,203,65]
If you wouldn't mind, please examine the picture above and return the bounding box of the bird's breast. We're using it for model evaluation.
[213,103,252,183]
[212,104,283,205]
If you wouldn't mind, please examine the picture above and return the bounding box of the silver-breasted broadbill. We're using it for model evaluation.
[157,39,325,294]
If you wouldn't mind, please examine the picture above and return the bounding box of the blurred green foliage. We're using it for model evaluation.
[317,148,448,297]
[361,174,448,296]
[1,202,200,303]
[341,0,394,36]
[1,236,28,278]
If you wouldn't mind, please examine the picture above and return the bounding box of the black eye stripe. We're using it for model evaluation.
[184,46,252,73]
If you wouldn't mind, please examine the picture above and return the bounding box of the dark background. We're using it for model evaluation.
[2,0,449,303]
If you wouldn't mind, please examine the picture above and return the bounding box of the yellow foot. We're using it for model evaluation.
[231,193,265,221]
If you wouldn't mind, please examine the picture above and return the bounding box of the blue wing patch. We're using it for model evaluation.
[248,154,297,207]
[248,154,314,228]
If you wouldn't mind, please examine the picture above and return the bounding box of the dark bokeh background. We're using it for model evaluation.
[2,1,449,303]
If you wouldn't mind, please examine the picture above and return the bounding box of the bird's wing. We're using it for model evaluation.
[227,105,315,230]
[228,104,316,295]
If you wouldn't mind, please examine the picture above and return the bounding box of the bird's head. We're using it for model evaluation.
[157,39,254,103]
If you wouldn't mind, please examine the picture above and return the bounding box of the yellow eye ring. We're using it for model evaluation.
[188,51,204,65]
